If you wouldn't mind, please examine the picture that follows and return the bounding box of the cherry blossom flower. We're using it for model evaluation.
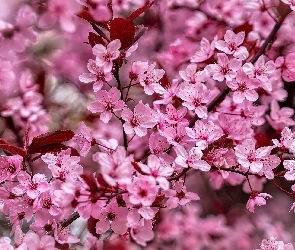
[175,146,211,171]
[266,100,295,131]
[275,53,295,82]
[215,30,249,60]
[79,59,112,92]
[163,180,200,209]
[256,236,294,250]
[93,39,121,72]
[73,122,94,157]
[179,63,200,84]
[246,192,272,213]
[121,101,157,137]
[127,176,158,206]
[88,1,111,22]
[88,87,126,123]
[137,155,173,190]
[95,200,128,235]
[234,139,273,173]
[205,53,242,82]
[41,149,82,182]
[83,233,103,250]
[164,104,187,125]
[15,172,49,199]
[130,219,154,247]
[153,79,181,105]
[0,237,14,250]
[23,231,58,250]
[243,55,276,92]
[191,37,215,63]
[178,83,212,119]
[0,155,22,183]
[272,127,295,152]
[283,160,295,180]
[38,0,82,32]
[226,69,259,103]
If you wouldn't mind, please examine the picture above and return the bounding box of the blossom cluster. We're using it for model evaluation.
[0,0,295,249]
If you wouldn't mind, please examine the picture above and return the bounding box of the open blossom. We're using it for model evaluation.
[137,155,173,190]
[79,59,112,92]
[215,30,249,60]
[127,176,159,206]
[178,83,211,119]
[205,53,242,82]
[283,160,295,180]
[191,37,215,63]
[226,69,259,103]
[23,231,58,250]
[256,236,294,250]
[88,87,126,123]
[272,127,295,152]
[163,180,200,209]
[95,200,128,235]
[276,53,295,82]
[0,155,22,183]
[73,122,94,157]
[121,101,157,137]
[246,192,272,213]
[93,39,121,72]
[38,0,82,32]
[234,139,273,173]
[130,219,154,247]
[243,55,276,92]
[175,146,211,171]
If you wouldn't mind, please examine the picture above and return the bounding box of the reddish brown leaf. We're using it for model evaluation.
[131,161,147,175]
[127,0,157,22]
[110,18,135,50]
[0,139,26,157]
[81,173,99,193]
[233,22,253,37]
[88,32,105,47]
[154,194,165,203]
[28,130,74,155]
[96,173,110,188]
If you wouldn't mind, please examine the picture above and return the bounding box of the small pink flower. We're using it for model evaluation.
[215,30,249,60]
[246,192,272,213]
[121,101,157,137]
[93,39,121,72]
[130,219,154,247]
[275,53,295,82]
[205,53,242,82]
[24,231,58,250]
[0,155,22,183]
[127,176,158,206]
[163,180,200,209]
[88,87,126,123]
[83,233,103,250]
[73,122,94,157]
[79,59,112,92]
[191,37,215,63]
[95,200,128,235]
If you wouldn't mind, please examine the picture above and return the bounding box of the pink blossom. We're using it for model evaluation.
[130,219,154,247]
[153,79,181,105]
[178,83,211,119]
[163,180,200,209]
[266,100,295,131]
[175,146,211,171]
[0,155,22,183]
[243,55,276,92]
[283,160,295,180]
[127,176,158,206]
[0,237,14,250]
[23,231,58,250]
[38,0,82,32]
[215,30,249,60]
[95,200,128,235]
[88,1,111,22]
[179,63,200,84]
[256,236,294,250]
[88,87,126,123]
[164,104,187,125]
[79,59,112,92]
[93,39,121,72]
[234,139,273,173]
[226,69,259,103]
[272,127,295,152]
[73,122,94,157]
[205,53,242,82]
[15,172,49,199]
[137,155,173,190]
[246,192,272,213]
[83,233,103,250]
[121,101,157,137]
[191,37,215,63]
[276,53,295,82]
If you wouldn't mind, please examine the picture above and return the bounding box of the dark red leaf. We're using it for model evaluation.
[127,0,157,22]
[81,173,99,193]
[96,173,110,188]
[131,161,147,175]
[233,22,253,37]
[110,18,135,50]
[28,130,74,155]
[154,194,165,203]
[0,139,26,157]
[88,32,105,47]
[76,8,109,30]
[87,216,99,237]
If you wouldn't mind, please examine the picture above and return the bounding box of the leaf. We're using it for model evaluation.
[81,173,99,193]
[131,161,147,175]
[28,130,74,155]
[88,32,105,47]
[127,0,157,22]
[96,173,110,188]
[0,139,26,157]
[233,22,253,38]
[110,18,135,50]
